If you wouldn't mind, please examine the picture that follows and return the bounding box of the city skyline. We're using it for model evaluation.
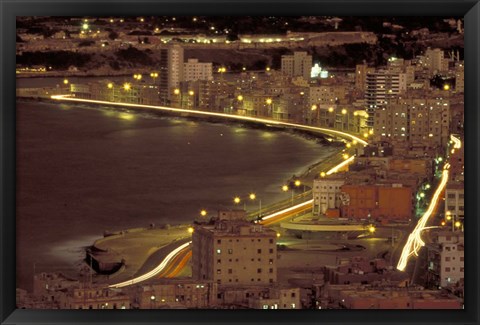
[15,15,464,310]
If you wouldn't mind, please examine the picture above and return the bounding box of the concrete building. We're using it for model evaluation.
[373,97,450,148]
[354,64,374,91]
[192,210,277,286]
[312,173,346,216]
[158,44,184,104]
[444,181,464,221]
[281,51,312,81]
[183,58,213,82]
[426,231,464,289]
[132,280,217,309]
[365,71,407,127]
[424,48,448,74]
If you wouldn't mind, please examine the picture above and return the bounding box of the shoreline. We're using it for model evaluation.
[17,97,350,287]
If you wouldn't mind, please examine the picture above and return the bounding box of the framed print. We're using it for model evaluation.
[1,0,479,324]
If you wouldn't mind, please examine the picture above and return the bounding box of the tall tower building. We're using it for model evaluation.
[158,44,184,104]
[192,210,277,286]
[365,71,406,127]
[281,51,312,81]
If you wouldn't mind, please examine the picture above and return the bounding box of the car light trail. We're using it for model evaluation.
[450,134,462,149]
[326,155,355,175]
[109,241,191,288]
[260,199,313,221]
[396,163,450,271]
[50,95,368,145]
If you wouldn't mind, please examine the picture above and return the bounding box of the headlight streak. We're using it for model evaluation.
[52,95,367,288]
[450,134,462,149]
[50,95,368,145]
[109,241,191,288]
[396,163,451,272]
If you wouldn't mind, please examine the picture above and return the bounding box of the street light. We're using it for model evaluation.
[123,83,131,91]
[150,295,156,309]
[369,225,376,234]
[282,185,294,204]
[249,193,262,220]
[107,82,113,89]
[200,209,207,217]
[237,95,243,101]
[63,79,69,85]
[233,196,241,205]
[187,227,194,234]
[150,72,158,83]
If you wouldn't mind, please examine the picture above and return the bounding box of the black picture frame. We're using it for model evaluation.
[2,1,479,324]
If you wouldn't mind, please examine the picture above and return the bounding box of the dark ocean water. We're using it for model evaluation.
[16,100,336,291]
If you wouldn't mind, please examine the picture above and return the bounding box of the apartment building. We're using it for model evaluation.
[192,210,277,286]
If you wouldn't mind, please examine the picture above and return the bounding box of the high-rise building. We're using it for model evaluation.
[192,210,277,286]
[158,44,184,104]
[281,51,312,80]
[365,71,407,127]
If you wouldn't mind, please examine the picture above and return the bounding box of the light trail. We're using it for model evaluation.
[260,199,313,221]
[396,163,450,271]
[72,93,368,288]
[109,241,191,288]
[326,155,355,175]
[450,134,462,149]
[50,95,368,145]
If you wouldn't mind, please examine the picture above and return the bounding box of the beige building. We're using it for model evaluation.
[373,97,450,148]
[192,210,277,286]
[183,58,213,82]
[281,51,312,81]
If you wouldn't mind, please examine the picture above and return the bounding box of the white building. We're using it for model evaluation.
[427,231,464,288]
[445,182,464,221]
[312,173,346,216]
[184,58,213,82]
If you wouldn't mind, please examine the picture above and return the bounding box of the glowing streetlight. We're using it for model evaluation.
[107,83,113,89]
[237,95,243,101]
[266,67,271,72]
[311,104,317,111]
[282,185,289,192]
[369,129,374,135]
[294,180,301,187]
[455,221,461,228]
[346,143,351,148]
[150,72,158,81]
[363,132,369,138]
[200,209,207,217]
[320,172,326,177]
[63,79,69,85]
[249,193,256,200]
[341,108,347,115]
[187,227,194,234]
[443,84,450,91]
[188,90,194,96]
[123,83,131,91]
[266,98,272,105]
[276,232,281,238]
[328,107,334,113]
[233,197,241,204]
[173,88,180,95]
[82,23,89,30]
[369,226,376,233]
[343,153,349,160]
